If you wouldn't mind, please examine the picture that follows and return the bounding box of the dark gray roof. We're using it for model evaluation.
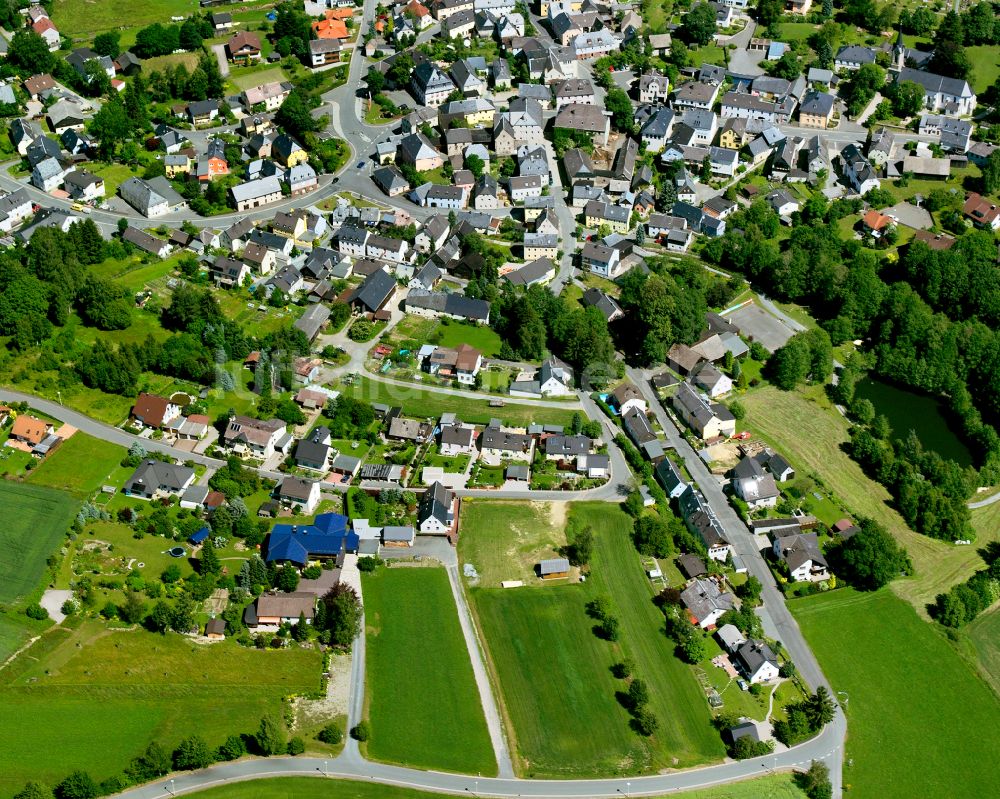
[418,481,453,526]
[352,268,397,312]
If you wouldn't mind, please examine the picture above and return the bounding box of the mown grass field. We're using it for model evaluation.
[361,567,496,775]
[180,773,807,799]
[336,375,579,428]
[435,321,504,358]
[459,500,568,586]
[0,620,322,796]
[0,483,77,604]
[741,384,997,614]
[969,46,1000,93]
[791,589,1000,799]
[27,432,125,498]
[966,588,1000,697]
[469,502,721,777]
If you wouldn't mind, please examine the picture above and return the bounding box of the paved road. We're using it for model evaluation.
[626,367,844,797]
[113,725,842,799]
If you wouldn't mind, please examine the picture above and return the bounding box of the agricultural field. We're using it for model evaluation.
[180,773,807,799]
[791,589,1000,799]
[0,620,322,796]
[459,500,569,586]
[741,384,998,614]
[335,375,579,428]
[27,433,126,498]
[362,567,495,774]
[468,502,722,778]
[0,483,77,605]
[51,0,196,38]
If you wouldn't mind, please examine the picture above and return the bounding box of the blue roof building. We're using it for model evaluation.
[265,513,357,566]
[189,526,211,545]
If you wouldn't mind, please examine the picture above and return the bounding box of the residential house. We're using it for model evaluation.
[439,424,478,456]
[581,287,623,322]
[418,481,456,534]
[963,193,1000,231]
[639,73,671,104]
[611,383,646,416]
[123,460,195,499]
[399,132,445,172]
[839,143,880,195]
[0,189,34,233]
[350,268,398,313]
[834,45,876,71]
[31,158,65,192]
[405,290,490,323]
[264,513,357,565]
[773,531,829,582]
[411,62,456,107]
[426,343,483,384]
[309,38,342,66]
[130,393,181,429]
[277,476,322,514]
[119,177,179,218]
[680,577,736,629]
[222,416,288,459]
[581,241,620,277]
[479,424,533,460]
[693,362,732,398]
[679,485,732,561]
[226,32,262,63]
[798,90,834,128]
[731,454,780,509]
[672,381,736,439]
[230,176,283,211]
[655,458,687,499]
[553,103,610,146]
[918,114,973,153]
[373,165,409,197]
[733,640,780,684]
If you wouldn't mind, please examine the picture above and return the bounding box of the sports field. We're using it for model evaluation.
[362,567,496,775]
[469,502,721,777]
[27,432,126,497]
[0,482,77,604]
[336,375,579,428]
[791,589,1000,799]
[742,385,997,613]
[179,773,806,798]
[0,620,322,795]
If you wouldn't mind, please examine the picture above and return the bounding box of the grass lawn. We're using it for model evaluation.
[0,620,322,796]
[469,502,722,777]
[791,589,1000,798]
[141,51,201,73]
[335,375,580,428]
[230,67,288,91]
[177,773,806,799]
[778,22,817,42]
[459,499,568,586]
[0,614,48,663]
[0,483,77,605]
[741,384,995,615]
[362,567,496,775]
[27,433,125,498]
[90,162,141,198]
[968,46,1000,93]
[435,321,505,358]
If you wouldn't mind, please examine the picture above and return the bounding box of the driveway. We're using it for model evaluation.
[211,43,230,77]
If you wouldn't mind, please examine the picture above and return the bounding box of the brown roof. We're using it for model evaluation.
[612,382,643,406]
[963,192,1000,225]
[255,592,316,620]
[227,31,261,54]
[131,392,175,428]
[11,415,49,445]
[912,230,955,251]
[24,73,55,96]
[205,491,225,508]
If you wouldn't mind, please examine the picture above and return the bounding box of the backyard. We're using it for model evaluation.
[791,588,1000,798]
[361,567,496,775]
[335,375,579,428]
[0,619,322,796]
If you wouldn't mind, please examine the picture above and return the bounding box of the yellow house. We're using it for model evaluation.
[463,107,495,127]
[164,154,191,177]
[584,200,629,234]
[274,134,309,167]
[719,128,740,150]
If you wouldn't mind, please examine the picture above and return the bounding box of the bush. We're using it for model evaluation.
[25,603,49,620]
[318,722,343,745]
[286,736,305,755]
[357,556,383,572]
[350,721,371,741]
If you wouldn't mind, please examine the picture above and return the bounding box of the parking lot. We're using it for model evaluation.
[725,303,796,353]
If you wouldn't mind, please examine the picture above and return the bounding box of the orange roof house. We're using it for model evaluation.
[861,209,892,231]
[323,8,354,19]
[312,18,348,39]
[11,415,49,446]
[404,0,431,17]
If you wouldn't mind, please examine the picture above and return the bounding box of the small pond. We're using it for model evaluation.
[854,379,973,467]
